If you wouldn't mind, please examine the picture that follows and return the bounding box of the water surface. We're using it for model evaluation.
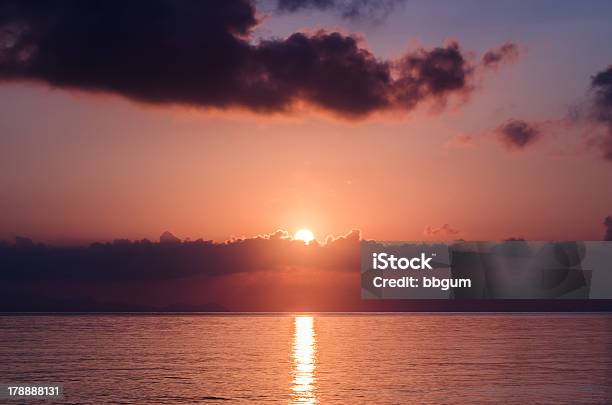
[1,314,611,404]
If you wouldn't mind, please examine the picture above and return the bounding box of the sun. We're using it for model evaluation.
[294,228,315,244]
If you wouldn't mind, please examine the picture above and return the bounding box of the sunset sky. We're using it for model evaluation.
[2,0,612,244]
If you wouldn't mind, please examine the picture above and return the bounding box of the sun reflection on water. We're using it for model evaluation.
[291,316,317,404]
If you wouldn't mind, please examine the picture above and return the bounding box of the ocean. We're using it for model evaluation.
[1,314,611,404]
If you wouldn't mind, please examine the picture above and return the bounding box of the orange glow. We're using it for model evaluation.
[294,229,315,244]
[291,316,317,404]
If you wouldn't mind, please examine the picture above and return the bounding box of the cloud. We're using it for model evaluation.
[2,229,610,312]
[496,119,541,150]
[275,0,404,22]
[0,1,513,119]
[424,224,460,236]
[391,41,474,110]
[0,229,361,282]
[481,42,519,69]
[0,228,365,311]
[605,216,612,241]
[443,133,476,151]
[160,231,181,243]
[276,0,335,13]
[591,66,612,123]
[589,66,612,160]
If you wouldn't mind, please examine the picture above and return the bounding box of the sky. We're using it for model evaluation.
[2,0,612,244]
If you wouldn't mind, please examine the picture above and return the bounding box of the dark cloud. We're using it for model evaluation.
[2,230,610,312]
[591,67,612,123]
[0,229,362,311]
[276,0,335,12]
[0,1,510,118]
[605,216,612,241]
[0,229,361,282]
[497,119,541,150]
[481,42,519,69]
[160,231,181,244]
[590,66,612,160]
[276,0,405,22]
[424,224,460,236]
[392,41,474,109]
